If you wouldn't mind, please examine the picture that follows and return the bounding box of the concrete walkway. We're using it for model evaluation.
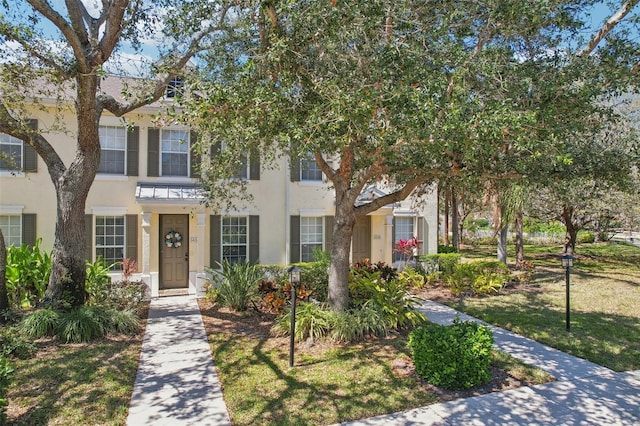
[127,295,231,425]
[127,296,640,425]
[338,300,640,425]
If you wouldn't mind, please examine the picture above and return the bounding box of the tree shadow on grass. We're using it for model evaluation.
[454,291,640,372]
[7,336,141,425]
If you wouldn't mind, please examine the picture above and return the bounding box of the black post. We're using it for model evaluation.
[289,282,296,367]
[565,266,570,332]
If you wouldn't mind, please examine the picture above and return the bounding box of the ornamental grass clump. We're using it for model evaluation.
[409,317,494,390]
[211,260,262,311]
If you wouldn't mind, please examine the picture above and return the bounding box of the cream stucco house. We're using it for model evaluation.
[0,76,438,297]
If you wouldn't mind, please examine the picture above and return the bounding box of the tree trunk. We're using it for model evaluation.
[515,210,524,268]
[562,206,578,255]
[327,190,357,312]
[443,188,450,246]
[451,188,459,250]
[0,228,9,316]
[43,75,101,309]
[497,224,508,264]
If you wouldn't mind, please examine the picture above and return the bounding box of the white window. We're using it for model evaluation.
[98,126,126,174]
[300,152,322,181]
[394,217,415,261]
[161,129,189,176]
[0,215,21,247]
[300,216,323,262]
[95,216,125,268]
[222,217,247,264]
[0,133,23,171]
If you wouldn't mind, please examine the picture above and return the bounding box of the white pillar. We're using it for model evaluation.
[385,215,394,265]
[141,212,157,297]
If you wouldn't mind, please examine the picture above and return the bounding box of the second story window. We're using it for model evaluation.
[98,126,126,174]
[300,152,322,181]
[161,129,189,177]
[0,133,23,171]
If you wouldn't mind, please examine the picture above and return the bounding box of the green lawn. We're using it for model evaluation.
[449,242,640,371]
[6,336,143,425]
[201,304,551,426]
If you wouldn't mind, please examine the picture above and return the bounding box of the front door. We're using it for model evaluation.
[160,214,189,289]
[352,216,372,262]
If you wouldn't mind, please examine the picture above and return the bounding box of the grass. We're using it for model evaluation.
[201,304,552,426]
[5,317,146,425]
[449,242,640,371]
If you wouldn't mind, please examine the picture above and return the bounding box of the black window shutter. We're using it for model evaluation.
[23,119,38,172]
[85,214,93,262]
[210,215,221,267]
[126,214,138,265]
[324,216,334,253]
[249,149,260,180]
[290,215,300,263]
[126,126,139,176]
[417,217,426,255]
[249,215,259,264]
[190,131,200,178]
[290,155,300,182]
[21,213,36,246]
[147,128,159,177]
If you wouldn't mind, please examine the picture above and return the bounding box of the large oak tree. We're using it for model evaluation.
[186,0,638,311]
[0,0,237,308]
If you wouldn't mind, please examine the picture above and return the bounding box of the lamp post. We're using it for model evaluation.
[561,254,574,332]
[287,265,301,367]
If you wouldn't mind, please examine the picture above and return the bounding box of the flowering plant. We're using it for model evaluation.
[393,236,420,262]
[165,230,183,248]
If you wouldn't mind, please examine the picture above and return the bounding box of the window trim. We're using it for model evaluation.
[221,216,249,264]
[300,216,324,262]
[0,133,24,172]
[160,128,191,177]
[97,125,127,175]
[94,215,126,269]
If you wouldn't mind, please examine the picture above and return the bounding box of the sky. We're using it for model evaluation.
[3,1,639,78]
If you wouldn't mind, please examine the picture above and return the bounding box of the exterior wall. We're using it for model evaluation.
[1,86,439,298]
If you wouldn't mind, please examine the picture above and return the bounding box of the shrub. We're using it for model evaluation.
[349,270,426,329]
[85,257,114,304]
[209,260,262,311]
[0,327,35,359]
[437,245,457,254]
[20,306,140,343]
[0,356,14,425]
[577,231,595,244]
[351,259,397,283]
[272,302,336,342]
[331,305,387,342]
[409,318,494,389]
[20,308,60,339]
[300,249,331,301]
[444,261,511,296]
[397,266,426,289]
[5,238,51,308]
[421,253,462,277]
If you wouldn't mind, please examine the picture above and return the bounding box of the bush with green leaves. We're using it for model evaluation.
[409,318,494,390]
[577,231,595,244]
[0,355,14,424]
[420,253,461,278]
[300,249,331,301]
[5,238,51,308]
[349,270,426,329]
[445,261,511,296]
[208,260,262,311]
[85,257,147,313]
[0,327,35,359]
[272,302,389,343]
[20,306,139,343]
[437,245,458,254]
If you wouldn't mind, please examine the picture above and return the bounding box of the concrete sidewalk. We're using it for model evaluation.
[126,295,230,425]
[127,295,639,425]
[338,300,640,425]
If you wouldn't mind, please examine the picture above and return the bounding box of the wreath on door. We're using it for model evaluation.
[165,230,183,248]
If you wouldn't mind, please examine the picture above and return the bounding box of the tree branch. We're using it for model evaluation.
[28,0,89,72]
[580,0,639,55]
[0,103,66,181]
[99,0,129,64]
[355,176,430,216]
